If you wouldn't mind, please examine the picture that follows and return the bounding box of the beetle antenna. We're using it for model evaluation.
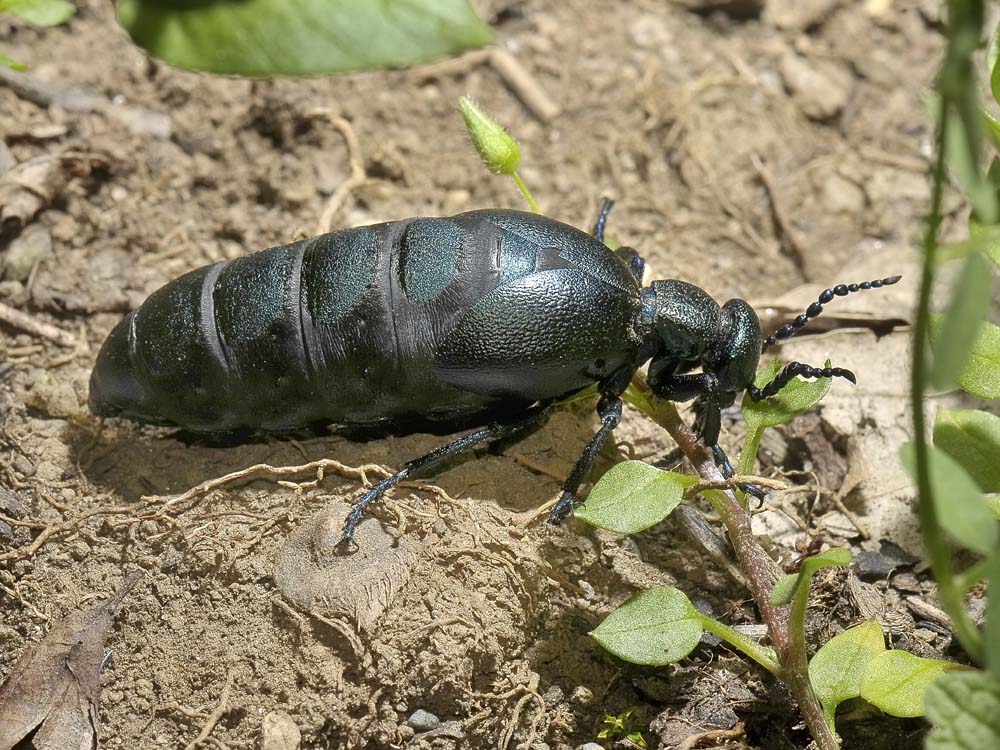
[761,275,901,352]
[593,198,614,243]
[747,361,857,401]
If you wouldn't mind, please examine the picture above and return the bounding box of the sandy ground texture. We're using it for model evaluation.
[0,0,982,748]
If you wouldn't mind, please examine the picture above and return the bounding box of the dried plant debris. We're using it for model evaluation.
[0,150,111,234]
[0,572,142,750]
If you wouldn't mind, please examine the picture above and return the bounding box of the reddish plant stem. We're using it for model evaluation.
[629,380,838,749]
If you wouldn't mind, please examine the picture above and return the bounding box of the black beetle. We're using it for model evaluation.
[90,201,898,544]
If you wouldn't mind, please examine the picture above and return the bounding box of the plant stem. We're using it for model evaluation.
[699,615,781,675]
[512,172,541,213]
[624,380,840,750]
[912,93,985,664]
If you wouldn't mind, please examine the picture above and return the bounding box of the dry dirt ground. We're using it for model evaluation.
[0,0,976,748]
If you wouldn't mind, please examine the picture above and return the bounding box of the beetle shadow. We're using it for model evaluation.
[67,409,571,511]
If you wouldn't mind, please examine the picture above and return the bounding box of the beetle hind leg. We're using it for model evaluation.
[340,403,551,549]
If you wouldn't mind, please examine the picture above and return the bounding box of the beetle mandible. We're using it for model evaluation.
[90,200,899,546]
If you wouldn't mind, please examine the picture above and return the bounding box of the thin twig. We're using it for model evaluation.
[751,153,808,273]
[142,458,391,510]
[0,301,78,347]
[182,669,235,750]
[488,49,561,122]
[309,112,366,235]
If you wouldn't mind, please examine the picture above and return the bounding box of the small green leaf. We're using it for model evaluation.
[591,587,703,666]
[0,0,75,26]
[809,621,886,726]
[925,670,1000,750]
[0,48,26,70]
[743,359,833,432]
[115,0,493,76]
[930,254,995,390]
[575,461,692,535]
[770,548,852,606]
[929,316,1000,399]
[458,96,521,176]
[860,650,957,718]
[934,409,1000,493]
[900,443,997,554]
[770,574,797,607]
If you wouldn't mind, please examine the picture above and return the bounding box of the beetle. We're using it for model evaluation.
[90,201,898,546]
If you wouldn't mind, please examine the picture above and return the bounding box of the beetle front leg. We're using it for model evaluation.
[547,395,623,524]
[340,403,551,549]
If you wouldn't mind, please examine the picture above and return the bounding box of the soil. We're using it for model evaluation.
[0,1,971,748]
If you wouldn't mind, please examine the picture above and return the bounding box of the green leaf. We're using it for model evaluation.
[929,316,1000,399]
[987,551,1000,682]
[930,254,995,390]
[949,220,1000,267]
[946,101,999,224]
[591,587,703,666]
[986,494,1000,518]
[742,359,833,432]
[925,670,1000,750]
[0,0,74,26]
[770,547,852,606]
[980,108,1000,154]
[860,650,957,718]
[934,409,1000,493]
[115,0,493,76]
[992,25,1000,108]
[0,48,26,70]
[900,442,997,554]
[809,620,886,726]
[575,461,692,535]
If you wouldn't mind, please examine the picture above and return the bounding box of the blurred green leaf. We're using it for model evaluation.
[925,670,1000,750]
[0,0,74,26]
[743,359,833,432]
[809,620,886,727]
[930,254,995,390]
[575,461,692,534]
[944,220,1000,266]
[591,587,703,666]
[929,316,1000,399]
[770,547,851,606]
[0,49,26,70]
[991,24,1000,108]
[934,409,1000,493]
[988,551,1000,682]
[900,442,996,554]
[981,108,1000,152]
[860,650,957,718]
[946,103,999,224]
[116,0,493,76]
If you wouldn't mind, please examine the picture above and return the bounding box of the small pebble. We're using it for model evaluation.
[576,743,605,750]
[261,710,300,750]
[3,225,53,282]
[406,709,440,732]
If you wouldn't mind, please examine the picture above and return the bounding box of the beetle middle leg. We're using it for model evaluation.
[340,402,552,549]
[547,393,624,524]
